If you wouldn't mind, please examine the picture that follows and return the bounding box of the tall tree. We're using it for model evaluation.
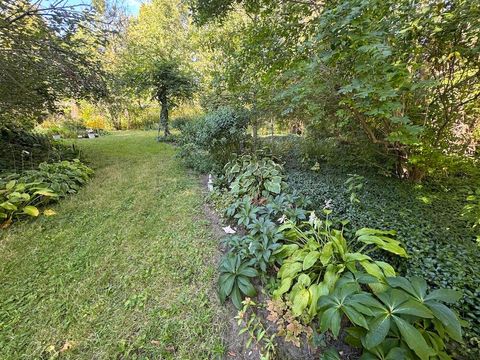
[149,60,196,137]
[0,0,107,129]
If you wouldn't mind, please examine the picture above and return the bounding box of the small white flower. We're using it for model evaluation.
[278,214,287,224]
[22,150,30,155]
[308,211,317,225]
[222,225,236,234]
[324,199,333,210]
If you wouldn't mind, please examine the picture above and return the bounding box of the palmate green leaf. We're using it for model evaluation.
[237,265,258,277]
[425,289,462,304]
[237,276,256,297]
[343,304,369,329]
[219,273,235,297]
[394,300,433,318]
[231,284,243,309]
[393,316,435,360]
[410,277,428,299]
[426,302,463,342]
[386,276,416,296]
[320,307,342,338]
[351,293,385,311]
[303,250,320,270]
[364,315,391,349]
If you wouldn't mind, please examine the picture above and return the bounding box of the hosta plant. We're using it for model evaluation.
[0,159,93,228]
[272,211,407,319]
[0,179,57,228]
[219,155,287,201]
[318,274,463,360]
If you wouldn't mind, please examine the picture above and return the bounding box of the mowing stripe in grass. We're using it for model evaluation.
[0,131,226,359]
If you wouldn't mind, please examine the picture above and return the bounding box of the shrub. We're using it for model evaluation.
[177,107,250,172]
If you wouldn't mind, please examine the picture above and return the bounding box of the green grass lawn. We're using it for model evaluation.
[0,131,226,359]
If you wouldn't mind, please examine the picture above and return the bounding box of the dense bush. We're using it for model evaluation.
[0,159,93,228]
[0,127,80,172]
[177,106,249,172]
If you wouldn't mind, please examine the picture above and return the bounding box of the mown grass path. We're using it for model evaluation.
[0,131,225,359]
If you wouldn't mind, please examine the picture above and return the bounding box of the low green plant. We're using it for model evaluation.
[345,174,364,205]
[462,188,480,231]
[318,274,463,359]
[0,180,56,228]
[272,211,407,319]
[218,254,258,309]
[220,155,287,201]
[236,298,277,360]
[0,159,93,227]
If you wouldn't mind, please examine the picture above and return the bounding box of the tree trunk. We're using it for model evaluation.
[252,118,258,152]
[158,95,170,139]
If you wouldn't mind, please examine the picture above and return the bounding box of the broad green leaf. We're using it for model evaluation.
[324,264,340,291]
[425,289,462,304]
[278,261,302,280]
[343,305,369,329]
[360,261,384,280]
[364,315,391,349]
[1,202,17,211]
[309,283,329,316]
[394,300,433,318]
[237,276,256,297]
[303,250,320,270]
[292,288,310,316]
[344,252,371,262]
[320,307,342,338]
[355,228,396,236]
[273,277,292,298]
[393,316,435,360]
[320,242,334,265]
[6,180,16,190]
[386,276,416,295]
[411,277,428,299]
[275,243,299,258]
[231,284,243,309]
[33,189,57,197]
[375,261,396,277]
[426,302,463,342]
[238,266,258,277]
[219,273,235,297]
[23,205,39,217]
[298,273,311,287]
